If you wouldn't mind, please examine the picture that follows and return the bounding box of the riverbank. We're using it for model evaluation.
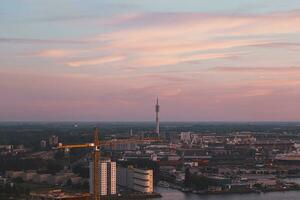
[158,175,300,196]
[101,193,162,200]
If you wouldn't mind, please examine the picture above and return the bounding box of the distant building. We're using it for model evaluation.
[70,176,82,185]
[180,132,192,143]
[241,174,277,187]
[48,174,66,185]
[40,140,47,148]
[33,174,52,184]
[89,160,117,196]
[49,135,59,146]
[117,166,153,193]
[6,171,25,179]
[22,171,37,181]
[0,145,13,151]
[16,144,24,150]
[112,143,137,151]
[230,134,256,144]
[0,176,7,186]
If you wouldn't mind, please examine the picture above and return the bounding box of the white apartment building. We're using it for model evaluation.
[89,160,116,196]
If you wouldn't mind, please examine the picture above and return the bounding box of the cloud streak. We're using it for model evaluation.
[31,49,78,58]
[213,66,300,72]
[67,55,125,67]
[0,38,88,44]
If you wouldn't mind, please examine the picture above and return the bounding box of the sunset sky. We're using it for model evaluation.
[1,0,300,121]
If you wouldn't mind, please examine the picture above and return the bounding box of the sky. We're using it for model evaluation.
[1,0,300,121]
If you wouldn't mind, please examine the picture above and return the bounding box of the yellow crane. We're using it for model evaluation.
[57,128,161,200]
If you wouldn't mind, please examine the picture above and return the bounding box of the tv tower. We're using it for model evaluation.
[155,97,160,137]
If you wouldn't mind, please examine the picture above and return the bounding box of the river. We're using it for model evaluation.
[154,178,300,200]
[155,187,300,200]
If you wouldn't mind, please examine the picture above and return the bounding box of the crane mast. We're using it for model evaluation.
[93,128,100,200]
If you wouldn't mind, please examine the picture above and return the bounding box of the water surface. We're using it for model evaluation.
[155,183,300,200]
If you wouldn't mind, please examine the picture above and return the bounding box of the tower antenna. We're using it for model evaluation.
[155,97,160,137]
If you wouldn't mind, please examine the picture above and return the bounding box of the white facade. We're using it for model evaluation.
[134,168,153,193]
[117,166,153,194]
[89,160,116,196]
[180,132,192,143]
[110,162,117,194]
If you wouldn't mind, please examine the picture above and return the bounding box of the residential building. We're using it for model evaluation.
[117,166,153,193]
[89,159,116,196]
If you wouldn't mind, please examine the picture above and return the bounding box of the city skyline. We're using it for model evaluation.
[1,0,300,121]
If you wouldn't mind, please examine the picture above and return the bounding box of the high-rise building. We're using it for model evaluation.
[89,159,116,196]
[155,98,160,137]
[116,166,134,189]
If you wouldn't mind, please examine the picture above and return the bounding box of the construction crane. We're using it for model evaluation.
[56,128,161,200]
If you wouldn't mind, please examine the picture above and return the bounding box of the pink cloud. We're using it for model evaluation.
[82,10,300,68]
[25,10,300,69]
[67,55,125,67]
[211,67,300,81]
[131,52,240,67]
[32,49,77,58]
[213,66,300,72]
